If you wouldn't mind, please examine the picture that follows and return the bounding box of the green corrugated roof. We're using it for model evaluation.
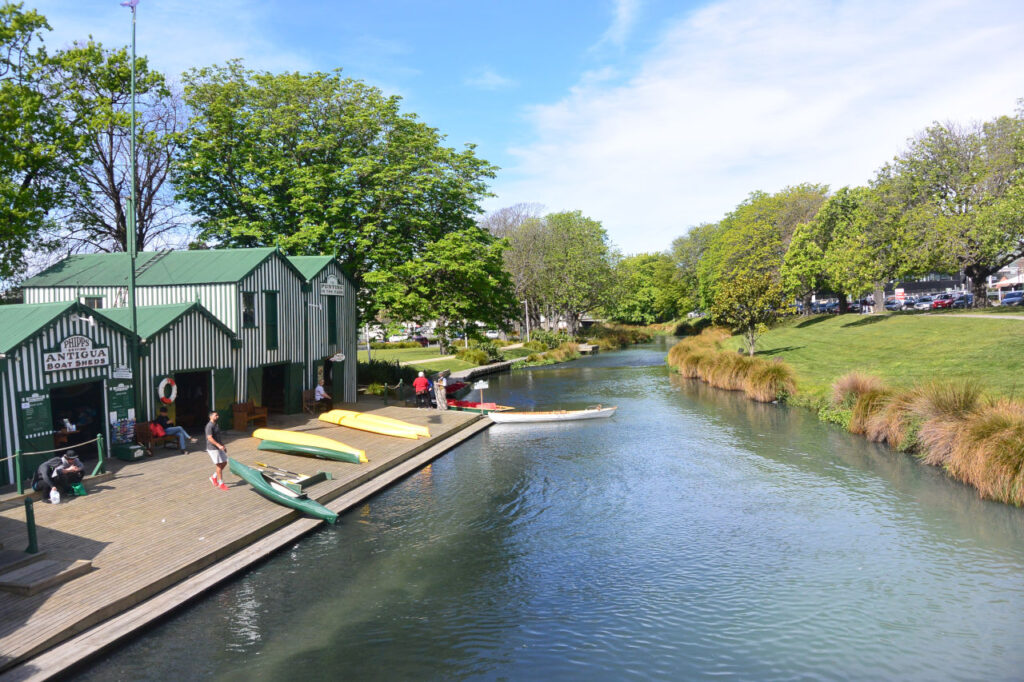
[21,248,283,287]
[0,301,77,353]
[288,256,335,281]
[95,302,236,341]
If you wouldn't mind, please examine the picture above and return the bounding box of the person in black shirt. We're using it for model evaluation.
[155,406,197,453]
[204,411,228,491]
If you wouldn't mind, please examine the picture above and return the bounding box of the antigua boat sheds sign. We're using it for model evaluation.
[44,335,110,372]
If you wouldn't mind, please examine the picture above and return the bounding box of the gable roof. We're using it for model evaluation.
[287,255,355,287]
[21,248,305,288]
[94,302,236,342]
[0,301,133,354]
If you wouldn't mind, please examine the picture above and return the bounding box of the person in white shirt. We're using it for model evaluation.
[314,379,332,408]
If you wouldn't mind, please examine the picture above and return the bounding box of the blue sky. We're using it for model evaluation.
[28,0,1024,254]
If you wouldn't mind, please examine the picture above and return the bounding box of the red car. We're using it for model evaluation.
[930,293,955,309]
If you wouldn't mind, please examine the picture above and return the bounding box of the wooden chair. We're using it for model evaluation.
[231,401,268,431]
[302,390,331,415]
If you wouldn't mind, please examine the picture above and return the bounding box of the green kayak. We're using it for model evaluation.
[228,458,338,524]
[256,439,364,464]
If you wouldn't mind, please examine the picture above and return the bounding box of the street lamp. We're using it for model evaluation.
[121,0,142,418]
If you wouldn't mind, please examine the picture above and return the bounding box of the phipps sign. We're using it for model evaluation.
[44,335,110,372]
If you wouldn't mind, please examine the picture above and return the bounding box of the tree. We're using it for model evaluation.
[605,252,679,324]
[670,222,720,315]
[365,227,517,353]
[43,41,187,255]
[174,62,497,320]
[0,4,81,280]
[711,269,785,356]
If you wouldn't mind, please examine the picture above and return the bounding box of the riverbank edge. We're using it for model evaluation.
[665,334,1024,508]
[3,417,493,682]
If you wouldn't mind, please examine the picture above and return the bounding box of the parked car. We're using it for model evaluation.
[388,334,409,342]
[411,335,429,347]
[931,293,955,309]
[952,293,974,308]
[484,330,500,339]
[884,297,905,311]
[913,296,935,310]
[1001,291,1024,306]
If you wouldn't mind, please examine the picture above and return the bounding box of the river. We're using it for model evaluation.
[78,339,1024,681]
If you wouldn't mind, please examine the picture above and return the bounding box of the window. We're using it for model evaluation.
[264,291,278,350]
[327,296,337,345]
[242,292,256,328]
[83,297,103,309]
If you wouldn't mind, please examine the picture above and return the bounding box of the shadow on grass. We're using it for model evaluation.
[841,315,890,328]
[755,346,804,356]
[795,316,832,328]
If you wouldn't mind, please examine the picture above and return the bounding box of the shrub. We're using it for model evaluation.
[530,329,573,349]
[455,348,490,365]
[910,380,982,466]
[850,388,891,435]
[743,359,797,402]
[545,341,581,363]
[365,382,386,396]
[525,353,543,362]
[357,360,418,386]
[522,340,547,352]
[864,389,920,451]
[369,341,422,349]
[705,352,755,391]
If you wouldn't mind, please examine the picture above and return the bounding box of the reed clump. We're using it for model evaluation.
[948,400,1024,505]
[666,329,796,402]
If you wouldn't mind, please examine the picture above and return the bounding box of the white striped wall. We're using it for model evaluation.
[306,264,358,403]
[1,313,130,483]
[139,309,235,417]
[235,258,305,400]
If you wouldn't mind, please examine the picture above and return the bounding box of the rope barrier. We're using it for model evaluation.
[20,437,100,457]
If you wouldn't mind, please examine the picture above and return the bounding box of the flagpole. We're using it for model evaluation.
[123,0,142,420]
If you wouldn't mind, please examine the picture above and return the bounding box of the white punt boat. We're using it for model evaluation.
[487,405,617,423]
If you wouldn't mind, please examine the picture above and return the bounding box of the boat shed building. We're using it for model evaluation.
[0,301,135,485]
[20,247,356,424]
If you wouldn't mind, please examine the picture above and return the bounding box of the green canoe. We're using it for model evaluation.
[228,458,338,524]
[256,439,364,464]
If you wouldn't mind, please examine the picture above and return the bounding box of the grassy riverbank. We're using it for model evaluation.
[720,313,1024,401]
[667,316,1024,506]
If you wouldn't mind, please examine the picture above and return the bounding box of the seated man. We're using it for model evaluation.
[154,406,198,454]
[314,379,332,409]
[33,451,85,496]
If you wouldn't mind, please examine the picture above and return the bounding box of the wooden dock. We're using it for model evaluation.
[0,401,487,679]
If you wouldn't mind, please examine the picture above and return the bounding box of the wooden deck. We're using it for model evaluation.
[0,401,484,677]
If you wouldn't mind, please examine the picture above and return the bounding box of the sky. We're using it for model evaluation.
[26,0,1024,255]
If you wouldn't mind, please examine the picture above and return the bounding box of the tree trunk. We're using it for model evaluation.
[873,283,886,314]
[802,293,813,316]
[746,327,757,356]
[838,297,849,314]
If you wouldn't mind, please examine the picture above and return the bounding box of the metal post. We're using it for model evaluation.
[15,450,23,495]
[124,0,142,422]
[92,433,105,476]
[24,498,38,554]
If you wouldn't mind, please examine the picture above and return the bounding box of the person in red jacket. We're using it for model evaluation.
[413,371,430,408]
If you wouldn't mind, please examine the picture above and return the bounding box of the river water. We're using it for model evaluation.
[79,339,1024,681]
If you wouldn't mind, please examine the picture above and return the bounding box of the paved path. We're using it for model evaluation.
[399,343,525,367]
[942,313,1024,320]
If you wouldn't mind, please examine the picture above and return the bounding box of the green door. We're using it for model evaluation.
[247,366,263,406]
[17,390,55,478]
[284,362,304,414]
[213,367,235,430]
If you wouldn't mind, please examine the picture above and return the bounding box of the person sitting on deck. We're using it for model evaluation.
[154,406,198,454]
[413,371,430,408]
[32,451,84,496]
[314,379,333,409]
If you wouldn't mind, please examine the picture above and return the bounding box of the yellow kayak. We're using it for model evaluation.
[253,428,367,463]
[318,409,429,439]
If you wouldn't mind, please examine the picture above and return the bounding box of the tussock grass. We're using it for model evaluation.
[864,389,920,450]
[850,388,892,435]
[833,371,888,407]
[744,360,797,402]
[949,400,1024,505]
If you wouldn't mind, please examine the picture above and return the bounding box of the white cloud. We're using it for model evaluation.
[596,0,641,49]
[490,0,1024,255]
[465,67,517,91]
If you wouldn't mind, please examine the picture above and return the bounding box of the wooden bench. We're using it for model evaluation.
[135,421,176,455]
[231,401,268,431]
[302,390,331,415]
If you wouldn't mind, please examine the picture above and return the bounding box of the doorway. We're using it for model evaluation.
[173,370,211,429]
[262,363,287,413]
[50,380,104,459]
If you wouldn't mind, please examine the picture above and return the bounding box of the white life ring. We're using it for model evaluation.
[158,377,177,404]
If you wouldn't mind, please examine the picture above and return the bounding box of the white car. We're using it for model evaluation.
[388,334,409,342]
[484,330,500,339]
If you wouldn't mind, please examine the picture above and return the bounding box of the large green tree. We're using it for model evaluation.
[0,3,81,280]
[605,252,680,325]
[174,61,497,318]
[366,227,517,353]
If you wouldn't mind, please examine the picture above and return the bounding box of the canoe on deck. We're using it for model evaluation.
[228,458,338,524]
[488,406,618,423]
[253,428,367,464]
[446,399,514,415]
[318,409,429,439]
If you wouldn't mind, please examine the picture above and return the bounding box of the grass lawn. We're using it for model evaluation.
[407,358,476,373]
[722,313,1024,400]
[356,346,447,363]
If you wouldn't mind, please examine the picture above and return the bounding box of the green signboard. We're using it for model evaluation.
[107,380,134,420]
[17,390,54,440]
